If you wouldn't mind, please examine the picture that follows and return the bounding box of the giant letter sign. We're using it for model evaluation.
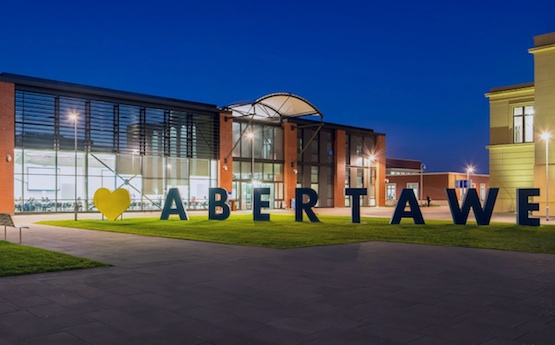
[209,188,231,220]
[160,188,189,220]
[445,188,498,225]
[295,188,319,222]
[516,188,540,226]
[253,187,270,221]
[345,188,367,223]
[390,189,425,224]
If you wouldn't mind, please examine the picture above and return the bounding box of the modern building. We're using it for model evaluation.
[0,73,386,214]
[386,158,489,206]
[486,32,555,213]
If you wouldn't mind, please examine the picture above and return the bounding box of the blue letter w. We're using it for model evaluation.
[445,188,498,225]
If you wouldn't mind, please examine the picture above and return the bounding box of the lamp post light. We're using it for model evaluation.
[466,165,474,200]
[420,163,426,206]
[247,131,255,209]
[69,112,78,221]
[542,132,551,221]
[368,154,376,206]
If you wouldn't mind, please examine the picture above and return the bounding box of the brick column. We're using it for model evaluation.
[375,134,386,207]
[334,129,346,207]
[218,112,233,192]
[283,122,297,208]
[0,82,15,214]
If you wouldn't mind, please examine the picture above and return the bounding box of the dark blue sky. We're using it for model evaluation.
[2,0,554,174]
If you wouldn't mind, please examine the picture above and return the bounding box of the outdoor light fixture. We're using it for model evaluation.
[249,130,255,209]
[466,165,475,175]
[70,112,78,221]
[542,132,551,221]
[420,163,426,205]
[368,154,376,206]
[466,165,474,200]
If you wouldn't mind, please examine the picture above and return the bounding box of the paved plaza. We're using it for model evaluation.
[0,208,554,344]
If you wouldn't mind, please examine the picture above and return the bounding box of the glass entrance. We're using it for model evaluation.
[232,181,277,210]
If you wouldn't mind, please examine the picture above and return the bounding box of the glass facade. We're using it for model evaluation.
[345,132,376,206]
[5,76,385,213]
[14,89,219,213]
[231,122,284,209]
[297,127,335,207]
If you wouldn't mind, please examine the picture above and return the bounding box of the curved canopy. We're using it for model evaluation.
[227,93,323,122]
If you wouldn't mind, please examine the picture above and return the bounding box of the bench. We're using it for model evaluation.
[0,213,29,244]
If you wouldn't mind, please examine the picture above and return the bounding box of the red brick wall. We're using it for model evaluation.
[387,172,490,204]
[334,129,346,207]
[218,112,233,192]
[283,122,297,208]
[0,82,15,214]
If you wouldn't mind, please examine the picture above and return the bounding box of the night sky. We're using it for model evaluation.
[2,0,554,174]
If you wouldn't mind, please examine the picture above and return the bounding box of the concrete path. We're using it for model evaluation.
[0,210,554,344]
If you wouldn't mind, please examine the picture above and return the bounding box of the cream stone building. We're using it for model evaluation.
[486,32,555,214]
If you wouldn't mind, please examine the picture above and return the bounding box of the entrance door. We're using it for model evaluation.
[239,182,252,210]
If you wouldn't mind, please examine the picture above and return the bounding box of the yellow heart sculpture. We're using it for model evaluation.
[94,188,131,221]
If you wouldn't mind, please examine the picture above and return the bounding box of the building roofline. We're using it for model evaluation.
[387,157,421,163]
[423,172,489,176]
[488,82,535,94]
[0,73,219,113]
[289,117,384,136]
[387,172,489,177]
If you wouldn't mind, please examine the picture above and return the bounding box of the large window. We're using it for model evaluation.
[344,133,376,207]
[386,184,396,201]
[232,122,283,159]
[14,89,219,213]
[296,127,335,207]
[231,121,284,209]
[513,106,534,143]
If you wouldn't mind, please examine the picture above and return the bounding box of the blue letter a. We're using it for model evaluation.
[160,188,189,220]
[390,189,424,224]
[445,188,498,225]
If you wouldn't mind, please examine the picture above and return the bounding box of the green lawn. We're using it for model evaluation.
[38,215,555,254]
[0,241,108,277]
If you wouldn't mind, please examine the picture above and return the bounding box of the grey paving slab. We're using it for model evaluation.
[25,331,89,345]
[0,310,57,338]
[27,303,94,328]
[63,321,151,345]
[300,327,387,345]
[0,212,554,344]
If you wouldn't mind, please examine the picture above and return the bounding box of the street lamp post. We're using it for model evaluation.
[420,163,426,206]
[70,112,78,221]
[368,155,376,206]
[542,132,551,221]
[247,130,255,209]
[466,166,474,200]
